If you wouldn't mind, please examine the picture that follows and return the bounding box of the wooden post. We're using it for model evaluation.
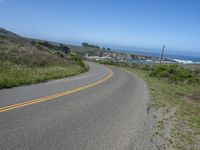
[160,45,165,64]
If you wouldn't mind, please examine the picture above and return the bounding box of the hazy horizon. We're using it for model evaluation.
[1,26,200,58]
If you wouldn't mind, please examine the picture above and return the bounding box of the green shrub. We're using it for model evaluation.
[149,64,200,85]
[97,60,200,85]
[70,53,87,70]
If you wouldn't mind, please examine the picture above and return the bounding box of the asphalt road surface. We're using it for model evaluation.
[0,62,149,150]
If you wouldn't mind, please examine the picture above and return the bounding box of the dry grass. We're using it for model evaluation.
[0,30,88,89]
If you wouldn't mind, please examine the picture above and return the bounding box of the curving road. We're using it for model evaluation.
[0,62,149,150]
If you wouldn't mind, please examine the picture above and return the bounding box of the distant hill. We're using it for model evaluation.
[0,28,19,37]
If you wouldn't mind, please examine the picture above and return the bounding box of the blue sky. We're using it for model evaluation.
[0,0,200,55]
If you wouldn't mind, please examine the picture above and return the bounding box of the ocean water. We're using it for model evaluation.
[164,54,200,64]
[116,50,200,64]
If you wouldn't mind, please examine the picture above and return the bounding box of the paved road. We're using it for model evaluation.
[0,62,149,150]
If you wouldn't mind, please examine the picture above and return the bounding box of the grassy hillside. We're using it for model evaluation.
[0,28,88,89]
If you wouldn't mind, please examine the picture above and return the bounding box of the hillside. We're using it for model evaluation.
[0,28,88,89]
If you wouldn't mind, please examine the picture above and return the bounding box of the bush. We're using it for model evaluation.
[31,41,70,54]
[70,53,87,70]
[149,64,200,84]
[97,60,200,85]
[82,42,100,49]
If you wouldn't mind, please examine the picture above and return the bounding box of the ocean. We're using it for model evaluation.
[115,50,200,64]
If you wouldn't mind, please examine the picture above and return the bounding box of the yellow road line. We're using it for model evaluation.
[0,68,113,113]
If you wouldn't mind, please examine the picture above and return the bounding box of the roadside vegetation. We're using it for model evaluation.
[98,60,200,150]
[0,28,88,89]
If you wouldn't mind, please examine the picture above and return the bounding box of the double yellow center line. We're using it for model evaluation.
[0,68,113,113]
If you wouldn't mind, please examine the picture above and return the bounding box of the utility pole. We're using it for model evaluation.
[160,44,165,64]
